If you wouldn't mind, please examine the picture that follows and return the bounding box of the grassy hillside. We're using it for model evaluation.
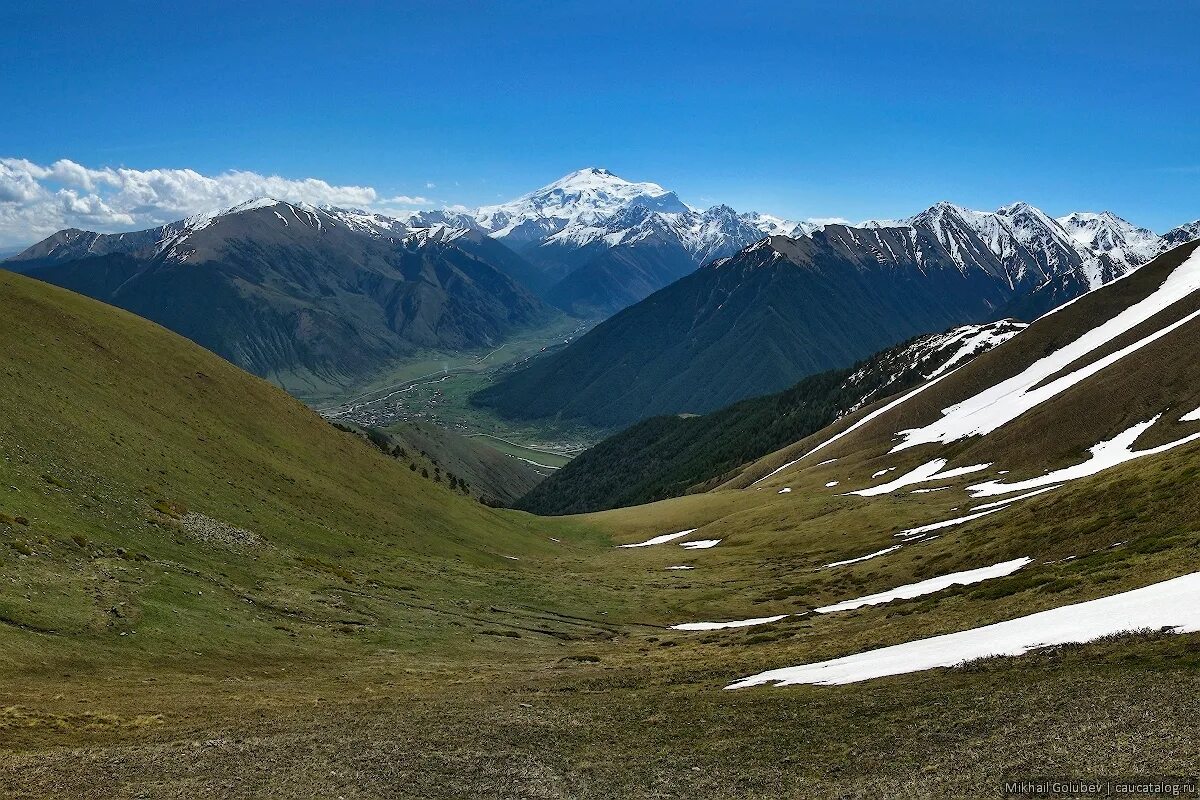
[4,260,1200,798]
[334,419,549,504]
[0,269,621,675]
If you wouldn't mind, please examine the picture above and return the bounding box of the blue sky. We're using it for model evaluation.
[1,0,1197,242]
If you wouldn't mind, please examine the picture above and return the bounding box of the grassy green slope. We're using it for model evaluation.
[0,270,620,675]
[336,419,550,504]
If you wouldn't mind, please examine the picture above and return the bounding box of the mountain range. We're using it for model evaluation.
[6,199,556,394]
[474,192,1199,430]
[6,167,1197,422]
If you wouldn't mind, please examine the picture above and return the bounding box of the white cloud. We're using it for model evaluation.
[379,194,430,206]
[805,216,852,226]
[0,157,428,248]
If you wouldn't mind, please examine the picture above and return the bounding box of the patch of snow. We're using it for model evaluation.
[665,565,695,570]
[849,459,991,497]
[618,529,698,548]
[895,508,1006,538]
[972,485,1062,509]
[822,545,902,569]
[671,614,789,631]
[968,417,1200,498]
[814,557,1031,614]
[825,481,840,488]
[778,488,792,494]
[679,539,721,550]
[750,456,807,487]
[816,561,1032,618]
[728,571,1200,687]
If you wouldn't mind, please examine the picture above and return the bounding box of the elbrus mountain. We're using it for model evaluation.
[470,168,794,315]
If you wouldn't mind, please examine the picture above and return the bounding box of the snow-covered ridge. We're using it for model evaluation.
[153,197,292,260]
[1057,211,1162,270]
[540,201,770,264]
[18,167,1194,286]
[467,179,1189,287]
[324,206,478,240]
[129,197,479,263]
[850,201,1182,293]
[841,320,1027,415]
[892,247,1200,452]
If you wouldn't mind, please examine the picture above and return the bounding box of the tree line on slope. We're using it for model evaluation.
[514,330,1003,515]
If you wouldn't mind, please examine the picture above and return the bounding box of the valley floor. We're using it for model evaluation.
[3,632,1199,799]
[304,316,605,459]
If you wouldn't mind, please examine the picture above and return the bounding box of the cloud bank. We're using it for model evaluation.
[0,158,429,248]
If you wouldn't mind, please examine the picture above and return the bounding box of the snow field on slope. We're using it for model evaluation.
[727,572,1200,687]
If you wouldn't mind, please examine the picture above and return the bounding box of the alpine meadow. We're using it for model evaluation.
[2,3,1199,799]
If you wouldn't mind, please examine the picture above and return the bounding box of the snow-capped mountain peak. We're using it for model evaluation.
[1163,220,1200,249]
[321,206,479,240]
[174,197,285,237]
[474,167,690,243]
[741,211,798,237]
[1056,210,1162,270]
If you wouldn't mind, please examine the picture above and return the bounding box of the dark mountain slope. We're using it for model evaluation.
[1000,265,1098,321]
[444,228,557,300]
[474,225,1025,429]
[1161,220,1200,250]
[543,240,698,318]
[517,320,1023,514]
[9,201,557,390]
[535,203,773,317]
[733,238,1200,491]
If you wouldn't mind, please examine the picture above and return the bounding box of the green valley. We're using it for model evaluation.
[5,244,1200,797]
